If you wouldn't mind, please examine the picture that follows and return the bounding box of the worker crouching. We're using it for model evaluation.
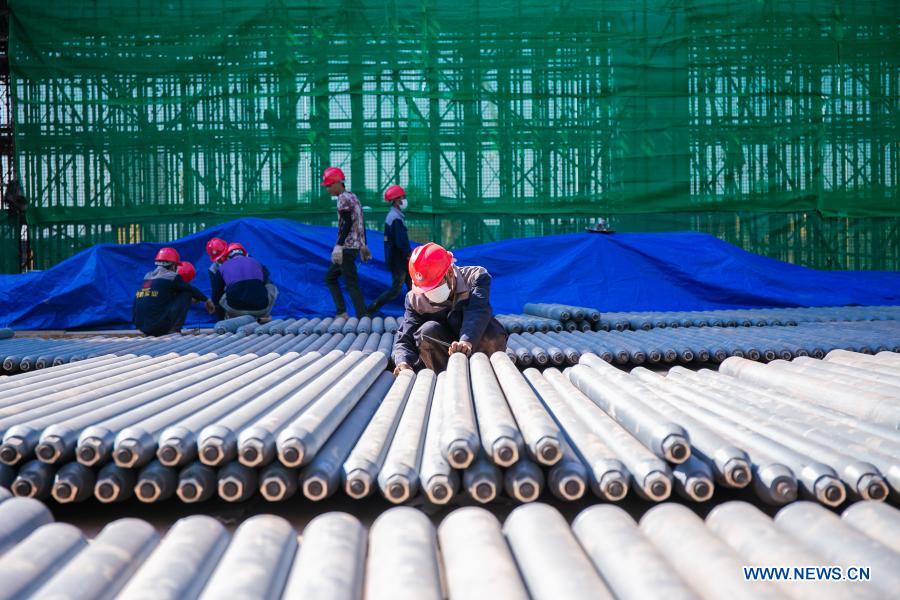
[392,242,507,373]
[133,248,215,336]
[212,242,278,321]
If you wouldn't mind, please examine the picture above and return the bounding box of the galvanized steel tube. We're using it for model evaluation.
[469,352,523,466]
[281,513,366,600]
[0,522,87,600]
[441,353,480,469]
[365,507,442,600]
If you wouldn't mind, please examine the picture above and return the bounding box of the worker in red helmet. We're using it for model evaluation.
[133,247,215,336]
[322,166,372,318]
[210,242,278,322]
[366,184,412,315]
[205,237,229,320]
[392,242,507,374]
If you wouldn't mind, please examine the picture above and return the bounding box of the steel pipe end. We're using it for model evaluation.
[261,478,288,502]
[492,438,519,467]
[77,439,103,466]
[238,439,265,467]
[661,435,690,464]
[345,471,371,499]
[156,444,181,467]
[199,440,225,466]
[218,477,244,502]
[52,482,76,503]
[385,476,410,504]
[690,479,714,502]
[725,459,752,489]
[815,477,846,507]
[470,479,497,504]
[278,441,305,468]
[858,474,888,502]
[0,439,25,465]
[177,480,203,503]
[114,441,139,468]
[426,477,453,505]
[600,472,628,501]
[303,476,328,501]
[513,478,540,502]
[136,480,162,503]
[535,437,562,466]
[770,477,798,504]
[95,480,120,503]
[12,478,35,498]
[36,436,64,464]
[558,475,586,501]
[447,442,474,469]
[644,472,672,502]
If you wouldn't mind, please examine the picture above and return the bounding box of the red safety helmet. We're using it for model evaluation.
[409,242,454,292]
[176,261,196,284]
[321,166,345,187]
[206,237,228,263]
[155,247,180,264]
[384,184,406,202]
[226,242,247,258]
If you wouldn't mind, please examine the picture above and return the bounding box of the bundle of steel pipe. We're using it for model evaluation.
[0,498,896,599]
[213,315,400,336]
[0,331,396,373]
[507,303,900,332]
[505,320,900,367]
[2,346,894,507]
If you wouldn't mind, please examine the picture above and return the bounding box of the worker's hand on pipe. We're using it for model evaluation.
[360,245,373,263]
[204,299,216,314]
[449,340,472,357]
[331,245,344,264]
[393,362,413,376]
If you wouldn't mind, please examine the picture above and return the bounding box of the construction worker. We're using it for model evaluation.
[212,242,278,321]
[366,184,412,315]
[133,248,215,336]
[205,237,229,320]
[392,242,507,373]
[322,166,372,318]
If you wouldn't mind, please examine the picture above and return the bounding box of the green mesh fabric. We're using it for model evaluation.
[4,0,898,273]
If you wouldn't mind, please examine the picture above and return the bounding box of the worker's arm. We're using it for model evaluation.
[459,272,493,345]
[336,210,353,245]
[393,296,425,367]
[173,275,208,302]
[209,271,225,305]
[394,219,410,258]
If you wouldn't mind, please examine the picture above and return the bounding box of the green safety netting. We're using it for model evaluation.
[3,0,898,273]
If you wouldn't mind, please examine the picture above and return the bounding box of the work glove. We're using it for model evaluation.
[331,245,344,264]
[448,340,473,357]
[393,362,413,376]
[360,245,373,263]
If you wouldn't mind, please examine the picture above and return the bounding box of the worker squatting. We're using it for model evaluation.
[133,167,508,373]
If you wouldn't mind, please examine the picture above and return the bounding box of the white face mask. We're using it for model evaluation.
[424,282,451,304]
[398,199,408,210]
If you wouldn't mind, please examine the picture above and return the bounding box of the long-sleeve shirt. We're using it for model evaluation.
[208,262,226,320]
[336,191,366,249]
[393,265,495,366]
[133,266,207,334]
[383,206,411,267]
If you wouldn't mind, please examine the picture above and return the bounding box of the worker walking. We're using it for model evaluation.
[205,237,229,321]
[322,166,371,318]
[212,242,278,321]
[392,242,507,373]
[367,184,412,315]
[133,248,215,336]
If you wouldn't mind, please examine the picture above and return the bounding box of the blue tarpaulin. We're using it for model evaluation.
[1,217,898,330]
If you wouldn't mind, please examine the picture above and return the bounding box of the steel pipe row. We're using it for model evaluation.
[0,497,897,599]
[214,315,400,336]
[505,321,900,367]
[0,331,395,373]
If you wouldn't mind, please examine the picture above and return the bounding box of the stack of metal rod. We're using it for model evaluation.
[213,315,400,336]
[0,331,395,373]
[0,496,897,599]
[499,304,900,333]
[505,320,900,367]
[0,347,896,508]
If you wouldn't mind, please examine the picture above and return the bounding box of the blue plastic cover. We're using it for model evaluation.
[1,217,898,330]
